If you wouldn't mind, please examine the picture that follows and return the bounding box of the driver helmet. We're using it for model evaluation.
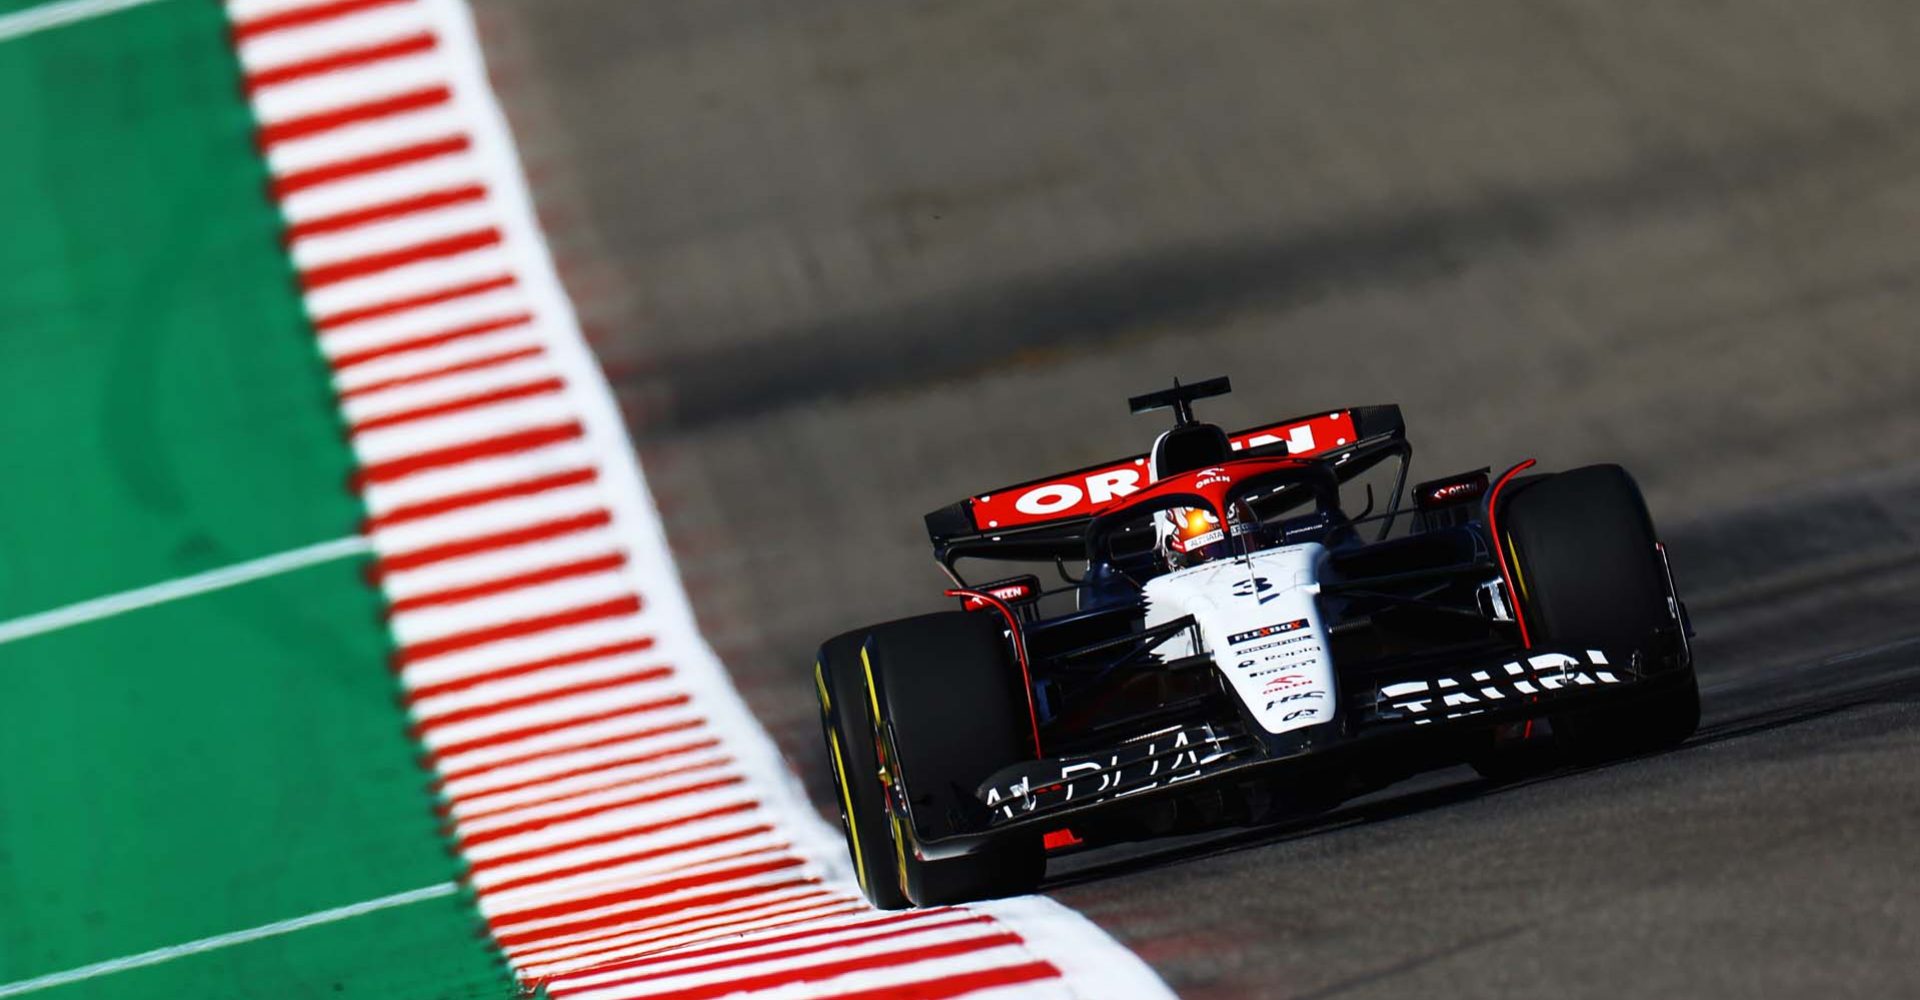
[1158,500,1268,569]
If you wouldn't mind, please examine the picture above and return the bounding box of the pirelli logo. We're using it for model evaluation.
[1228,618,1308,646]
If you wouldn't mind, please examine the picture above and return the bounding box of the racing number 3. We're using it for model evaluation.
[1232,576,1276,603]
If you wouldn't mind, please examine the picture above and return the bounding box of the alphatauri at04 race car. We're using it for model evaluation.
[815,377,1698,909]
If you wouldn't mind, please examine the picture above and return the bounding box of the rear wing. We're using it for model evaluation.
[926,405,1407,552]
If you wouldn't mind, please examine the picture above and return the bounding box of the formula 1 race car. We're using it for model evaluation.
[815,377,1698,909]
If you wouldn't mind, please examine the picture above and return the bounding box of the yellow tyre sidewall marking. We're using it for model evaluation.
[860,645,915,901]
[859,645,883,719]
[1506,531,1533,604]
[825,727,872,898]
[819,658,876,898]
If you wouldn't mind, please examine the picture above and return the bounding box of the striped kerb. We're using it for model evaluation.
[224,0,1177,997]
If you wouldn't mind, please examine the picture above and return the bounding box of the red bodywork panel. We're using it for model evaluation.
[1088,454,1308,523]
[968,411,1359,531]
[954,576,1040,611]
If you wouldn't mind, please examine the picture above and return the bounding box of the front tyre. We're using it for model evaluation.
[1496,464,1700,762]
[862,612,1045,907]
[816,631,910,909]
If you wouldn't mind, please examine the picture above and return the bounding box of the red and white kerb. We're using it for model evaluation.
[226,0,1172,996]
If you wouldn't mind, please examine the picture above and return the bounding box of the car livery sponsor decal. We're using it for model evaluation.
[1143,543,1337,736]
[969,411,1360,529]
[1229,618,1309,645]
[1423,477,1486,506]
[977,724,1246,822]
[1238,633,1318,655]
[1192,466,1232,489]
[1376,650,1627,723]
[956,575,1041,610]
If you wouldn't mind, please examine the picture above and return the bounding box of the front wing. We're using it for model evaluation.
[944,639,1686,846]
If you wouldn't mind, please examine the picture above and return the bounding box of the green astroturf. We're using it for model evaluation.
[0,0,353,617]
[0,3,516,996]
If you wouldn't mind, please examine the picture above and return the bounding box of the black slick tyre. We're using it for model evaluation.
[815,630,910,909]
[1493,463,1700,763]
[862,611,1045,907]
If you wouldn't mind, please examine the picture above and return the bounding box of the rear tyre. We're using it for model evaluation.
[1497,464,1699,762]
[862,612,1045,907]
[815,631,910,909]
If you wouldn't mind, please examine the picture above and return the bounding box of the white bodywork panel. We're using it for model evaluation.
[1143,543,1337,736]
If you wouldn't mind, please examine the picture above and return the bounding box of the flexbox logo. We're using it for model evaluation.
[1228,619,1308,645]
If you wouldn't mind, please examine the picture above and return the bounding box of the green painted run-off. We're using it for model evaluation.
[0,3,514,996]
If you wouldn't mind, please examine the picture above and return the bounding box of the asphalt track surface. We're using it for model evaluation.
[467,3,1920,995]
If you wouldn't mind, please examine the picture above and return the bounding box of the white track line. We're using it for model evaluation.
[0,0,175,43]
[0,882,457,998]
[0,535,372,647]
